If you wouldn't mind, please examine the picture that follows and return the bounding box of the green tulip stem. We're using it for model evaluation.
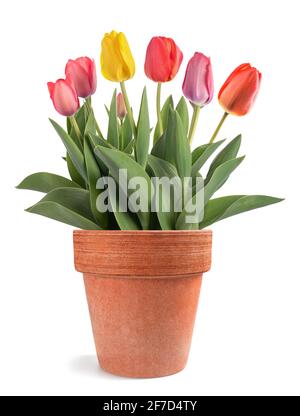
[156,82,163,137]
[188,105,201,144]
[120,81,136,138]
[70,116,82,142]
[209,112,229,143]
[85,98,104,139]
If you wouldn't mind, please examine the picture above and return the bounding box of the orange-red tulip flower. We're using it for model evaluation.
[218,64,262,116]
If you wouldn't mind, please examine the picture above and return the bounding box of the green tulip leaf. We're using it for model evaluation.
[120,114,133,151]
[165,109,192,179]
[176,156,245,230]
[88,134,112,175]
[191,140,225,176]
[75,103,88,135]
[66,153,86,188]
[109,186,141,230]
[153,95,174,143]
[89,133,113,149]
[148,154,181,230]
[84,137,109,228]
[205,135,242,184]
[107,89,119,148]
[199,195,284,229]
[94,146,152,229]
[135,87,150,168]
[123,139,135,154]
[26,187,100,229]
[151,132,166,160]
[16,172,80,193]
[49,119,87,183]
[84,111,96,136]
[204,156,245,203]
[176,96,189,137]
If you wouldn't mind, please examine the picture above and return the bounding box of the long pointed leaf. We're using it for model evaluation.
[84,112,96,136]
[89,133,113,149]
[84,138,109,228]
[94,146,152,229]
[107,89,119,148]
[135,87,150,168]
[66,153,86,188]
[205,135,241,184]
[120,114,133,151]
[204,156,245,203]
[49,119,87,183]
[109,187,141,230]
[165,109,192,179]
[16,172,80,193]
[199,195,284,229]
[176,97,189,137]
[148,155,181,230]
[176,156,245,230]
[153,95,174,143]
[151,132,166,159]
[26,187,100,229]
[191,140,225,176]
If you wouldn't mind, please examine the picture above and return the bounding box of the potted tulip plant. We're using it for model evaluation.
[17,31,283,378]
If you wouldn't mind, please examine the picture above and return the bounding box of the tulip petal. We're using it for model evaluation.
[101,31,135,82]
[144,37,183,82]
[182,52,214,106]
[169,39,183,80]
[49,78,79,117]
[65,59,91,98]
[218,64,261,115]
[116,32,135,80]
[47,82,55,98]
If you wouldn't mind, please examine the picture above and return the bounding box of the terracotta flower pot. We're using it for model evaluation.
[73,230,212,378]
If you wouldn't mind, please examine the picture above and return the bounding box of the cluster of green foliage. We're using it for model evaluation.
[17,91,282,230]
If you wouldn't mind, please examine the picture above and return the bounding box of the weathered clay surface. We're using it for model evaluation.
[74,230,212,378]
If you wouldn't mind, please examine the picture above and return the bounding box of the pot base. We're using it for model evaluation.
[98,361,187,379]
[84,273,202,379]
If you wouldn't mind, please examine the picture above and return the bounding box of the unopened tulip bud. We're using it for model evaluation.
[117,93,127,120]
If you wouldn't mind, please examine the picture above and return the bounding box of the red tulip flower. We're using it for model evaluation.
[144,37,183,82]
[145,36,183,137]
[65,57,97,98]
[47,78,79,116]
[218,63,262,116]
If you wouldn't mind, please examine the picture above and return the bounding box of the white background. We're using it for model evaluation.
[0,0,299,396]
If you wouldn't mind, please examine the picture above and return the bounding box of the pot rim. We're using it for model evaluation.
[74,229,212,277]
[74,229,212,235]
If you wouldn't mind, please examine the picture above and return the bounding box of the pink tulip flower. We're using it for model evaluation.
[47,78,79,116]
[65,57,97,98]
[182,52,214,107]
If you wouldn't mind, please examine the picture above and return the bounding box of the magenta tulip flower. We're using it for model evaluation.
[182,52,214,107]
[65,57,97,98]
[47,78,79,116]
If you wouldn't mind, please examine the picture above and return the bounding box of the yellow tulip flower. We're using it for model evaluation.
[101,31,135,82]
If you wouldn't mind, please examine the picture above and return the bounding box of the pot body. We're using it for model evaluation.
[74,230,212,378]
